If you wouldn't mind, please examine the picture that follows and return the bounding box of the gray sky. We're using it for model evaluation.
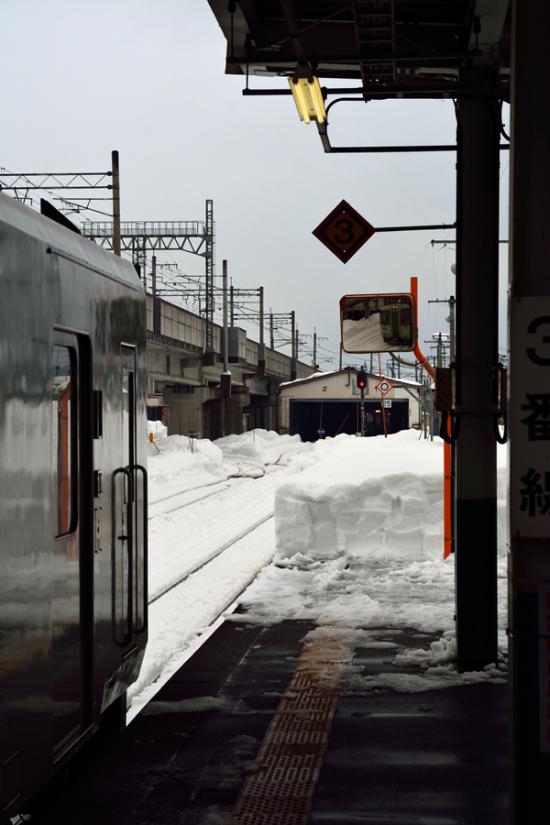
[2,0,510,369]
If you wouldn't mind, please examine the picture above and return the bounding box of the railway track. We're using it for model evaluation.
[148,459,277,520]
[147,464,284,605]
[148,512,274,605]
[128,515,276,721]
[148,477,248,520]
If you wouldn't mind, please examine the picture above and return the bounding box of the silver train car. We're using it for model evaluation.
[0,194,148,816]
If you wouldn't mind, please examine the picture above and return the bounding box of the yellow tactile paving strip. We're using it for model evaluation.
[231,628,354,825]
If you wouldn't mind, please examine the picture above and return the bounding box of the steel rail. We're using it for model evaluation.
[148,514,274,606]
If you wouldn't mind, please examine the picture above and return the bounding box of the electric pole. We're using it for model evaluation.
[428,296,456,363]
[313,328,317,369]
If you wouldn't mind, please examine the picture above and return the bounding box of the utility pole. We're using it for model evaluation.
[259,286,264,345]
[111,150,121,257]
[428,296,456,363]
[269,311,274,350]
[291,311,296,359]
[230,286,265,343]
[295,328,300,360]
[230,285,235,327]
[449,295,456,362]
[313,328,317,369]
[204,199,215,354]
[222,260,229,371]
[152,255,160,337]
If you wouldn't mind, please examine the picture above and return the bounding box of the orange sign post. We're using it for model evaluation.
[410,276,453,560]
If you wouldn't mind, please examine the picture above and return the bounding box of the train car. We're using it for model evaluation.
[0,193,148,817]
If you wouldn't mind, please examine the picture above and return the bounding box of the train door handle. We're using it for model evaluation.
[112,466,133,646]
[131,463,148,634]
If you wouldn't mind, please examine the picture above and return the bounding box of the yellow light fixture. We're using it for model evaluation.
[288,75,326,124]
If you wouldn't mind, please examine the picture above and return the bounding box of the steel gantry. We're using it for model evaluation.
[229,287,265,344]
[0,151,122,253]
[82,199,216,353]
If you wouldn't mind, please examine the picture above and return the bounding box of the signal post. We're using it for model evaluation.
[357,369,367,436]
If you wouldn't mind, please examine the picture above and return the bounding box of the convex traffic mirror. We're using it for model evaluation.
[340,293,417,353]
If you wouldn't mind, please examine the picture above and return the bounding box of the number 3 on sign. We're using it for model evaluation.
[334,218,354,245]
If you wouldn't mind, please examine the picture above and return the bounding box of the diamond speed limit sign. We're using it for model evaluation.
[375,379,393,396]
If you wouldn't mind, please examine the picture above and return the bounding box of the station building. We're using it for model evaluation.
[278,368,423,441]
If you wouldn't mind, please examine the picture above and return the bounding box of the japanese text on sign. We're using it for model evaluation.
[511,301,550,536]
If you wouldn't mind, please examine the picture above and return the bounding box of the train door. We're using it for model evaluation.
[50,332,93,758]
[112,345,146,651]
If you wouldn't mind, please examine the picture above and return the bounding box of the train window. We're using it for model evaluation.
[51,344,77,536]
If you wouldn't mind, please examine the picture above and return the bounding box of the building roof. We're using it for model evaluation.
[279,366,423,391]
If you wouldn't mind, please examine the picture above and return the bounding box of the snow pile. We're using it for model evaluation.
[235,430,509,693]
[275,430,446,563]
[215,428,303,467]
[128,429,326,718]
[137,426,509,705]
[147,419,168,440]
[148,433,225,498]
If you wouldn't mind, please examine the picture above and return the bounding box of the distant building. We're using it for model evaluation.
[145,295,315,438]
[278,367,423,441]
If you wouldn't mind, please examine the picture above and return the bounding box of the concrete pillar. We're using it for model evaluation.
[509,3,550,819]
[165,386,207,436]
[454,90,500,671]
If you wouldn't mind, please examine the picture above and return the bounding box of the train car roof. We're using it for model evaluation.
[0,192,143,292]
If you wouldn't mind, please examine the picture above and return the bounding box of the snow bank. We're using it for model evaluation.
[147,427,310,499]
[147,434,225,498]
[275,430,446,563]
[215,428,303,466]
[147,419,168,439]
[274,430,508,564]
[234,431,509,693]
[140,426,509,702]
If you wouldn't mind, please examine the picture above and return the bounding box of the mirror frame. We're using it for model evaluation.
[339,292,417,354]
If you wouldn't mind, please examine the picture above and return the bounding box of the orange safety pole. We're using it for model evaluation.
[410,276,452,560]
[443,418,452,559]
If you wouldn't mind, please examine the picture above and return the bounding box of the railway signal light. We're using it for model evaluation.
[357,369,367,391]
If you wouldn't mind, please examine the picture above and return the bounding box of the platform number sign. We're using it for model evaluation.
[511,298,550,537]
[312,200,375,264]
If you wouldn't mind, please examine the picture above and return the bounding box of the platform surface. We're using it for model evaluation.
[34,619,510,825]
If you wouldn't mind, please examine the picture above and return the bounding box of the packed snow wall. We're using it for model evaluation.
[275,430,507,563]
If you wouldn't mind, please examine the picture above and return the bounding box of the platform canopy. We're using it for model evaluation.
[207,0,510,100]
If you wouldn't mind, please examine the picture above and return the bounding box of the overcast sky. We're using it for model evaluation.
[2,0,510,369]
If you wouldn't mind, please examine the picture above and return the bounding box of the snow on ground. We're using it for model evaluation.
[148,434,226,499]
[130,426,509,719]
[128,429,320,719]
[128,519,276,721]
[214,428,304,468]
[236,429,509,693]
